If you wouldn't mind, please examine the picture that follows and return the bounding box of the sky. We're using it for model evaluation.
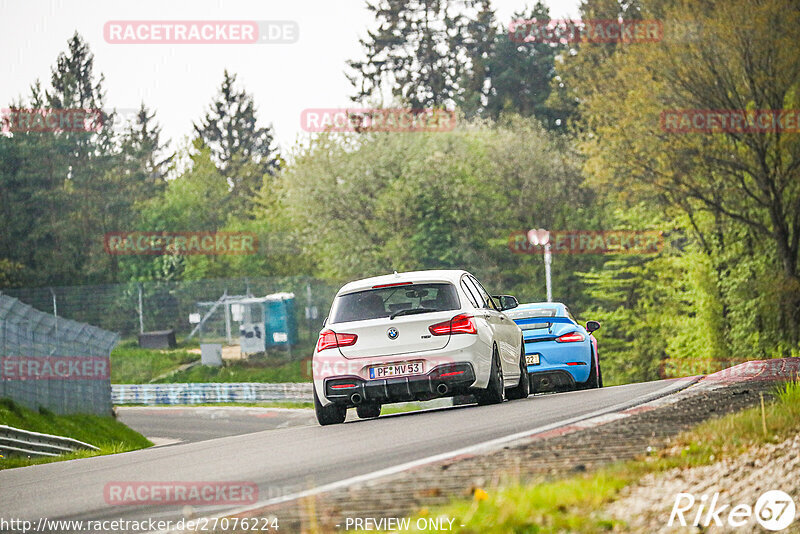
[1,0,581,154]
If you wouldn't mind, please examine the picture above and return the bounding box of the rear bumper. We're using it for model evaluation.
[323,362,476,406]
[525,339,592,383]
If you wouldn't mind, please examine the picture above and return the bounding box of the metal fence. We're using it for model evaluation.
[0,424,99,457]
[2,277,341,343]
[0,295,118,415]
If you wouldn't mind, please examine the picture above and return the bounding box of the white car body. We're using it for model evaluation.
[311,270,526,422]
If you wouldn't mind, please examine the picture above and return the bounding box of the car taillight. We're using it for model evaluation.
[372,281,413,288]
[429,314,477,336]
[556,331,585,343]
[316,330,358,351]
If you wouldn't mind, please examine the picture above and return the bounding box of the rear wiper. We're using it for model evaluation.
[389,307,439,320]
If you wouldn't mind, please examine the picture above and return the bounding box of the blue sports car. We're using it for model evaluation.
[506,302,602,392]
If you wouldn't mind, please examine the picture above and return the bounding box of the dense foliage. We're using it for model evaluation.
[1,0,798,384]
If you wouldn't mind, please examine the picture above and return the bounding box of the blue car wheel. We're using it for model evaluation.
[580,348,602,389]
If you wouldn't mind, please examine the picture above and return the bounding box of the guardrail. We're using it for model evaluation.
[0,425,98,458]
[112,383,313,405]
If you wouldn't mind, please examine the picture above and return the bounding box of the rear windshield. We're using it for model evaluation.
[329,283,460,323]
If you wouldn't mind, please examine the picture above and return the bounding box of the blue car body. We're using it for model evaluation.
[506,302,598,391]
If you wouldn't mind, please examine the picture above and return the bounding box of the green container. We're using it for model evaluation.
[264,296,298,347]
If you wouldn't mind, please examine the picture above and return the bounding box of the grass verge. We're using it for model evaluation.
[111,340,199,383]
[0,398,152,470]
[384,381,800,533]
[111,339,311,384]
[156,357,309,383]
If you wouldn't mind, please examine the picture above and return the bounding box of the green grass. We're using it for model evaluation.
[156,357,310,383]
[381,381,800,533]
[111,340,199,383]
[0,398,152,470]
[111,338,312,384]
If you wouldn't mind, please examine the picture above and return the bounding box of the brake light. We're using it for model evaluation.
[372,281,413,288]
[556,331,585,343]
[429,314,477,336]
[316,330,358,351]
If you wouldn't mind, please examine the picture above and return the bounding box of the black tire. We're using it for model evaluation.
[506,341,530,400]
[581,349,602,389]
[313,385,347,425]
[356,403,381,419]
[476,347,505,405]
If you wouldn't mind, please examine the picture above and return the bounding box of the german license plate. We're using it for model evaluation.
[525,353,540,365]
[369,361,424,379]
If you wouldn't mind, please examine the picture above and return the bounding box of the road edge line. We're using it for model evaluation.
[153,376,698,532]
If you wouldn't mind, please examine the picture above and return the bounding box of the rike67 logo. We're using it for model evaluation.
[670,490,796,531]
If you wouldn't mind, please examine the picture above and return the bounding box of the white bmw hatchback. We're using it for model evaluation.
[312,270,529,425]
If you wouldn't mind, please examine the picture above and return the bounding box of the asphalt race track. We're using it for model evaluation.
[116,407,318,444]
[1,379,693,531]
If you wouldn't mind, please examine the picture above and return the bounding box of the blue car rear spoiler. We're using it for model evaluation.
[513,316,576,327]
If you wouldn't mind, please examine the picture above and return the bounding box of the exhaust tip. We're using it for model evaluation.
[436,383,448,395]
[540,377,551,388]
[350,393,362,405]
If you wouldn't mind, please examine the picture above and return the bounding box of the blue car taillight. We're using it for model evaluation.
[555,331,585,343]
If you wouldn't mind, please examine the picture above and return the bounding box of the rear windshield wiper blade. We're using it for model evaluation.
[389,307,439,320]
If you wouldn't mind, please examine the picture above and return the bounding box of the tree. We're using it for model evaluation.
[579,0,800,349]
[0,33,169,286]
[280,115,597,301]
[547,0,647,130]
[117,142,229,283]
[347,0,471,108]
[118,103,172,201]
[460,2,569,128]
[455,0,496,117]
[194,70,280,208]
[1,34,117,285]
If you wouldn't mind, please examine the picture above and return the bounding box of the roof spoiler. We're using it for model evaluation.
[513,316,576,326]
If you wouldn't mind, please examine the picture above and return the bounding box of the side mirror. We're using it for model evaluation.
[586,320,601,333]
[493,295,519,311]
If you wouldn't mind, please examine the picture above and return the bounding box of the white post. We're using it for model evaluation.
[544,243,552,302]
[224,299,232,345]
[138,283,144,334]
[50,288,58,345]
[527,228,553,302]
